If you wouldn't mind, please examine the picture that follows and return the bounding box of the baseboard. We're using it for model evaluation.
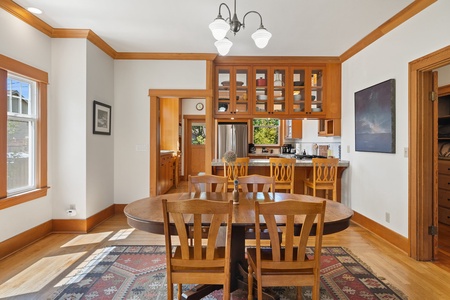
[352,210,409,254]
[0,204,118,260]
[0,220,53,260]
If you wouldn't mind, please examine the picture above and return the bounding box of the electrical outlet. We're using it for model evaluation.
[404,147,408,158]
[385,212,390,223]
[347,145,350,153]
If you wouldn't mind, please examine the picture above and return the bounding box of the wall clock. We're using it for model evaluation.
[196,102,204,111]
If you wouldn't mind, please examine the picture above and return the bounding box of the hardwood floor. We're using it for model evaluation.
[0,182,450,299]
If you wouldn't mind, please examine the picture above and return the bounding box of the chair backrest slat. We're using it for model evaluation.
[188,174,227,193]
[238,174,275,194]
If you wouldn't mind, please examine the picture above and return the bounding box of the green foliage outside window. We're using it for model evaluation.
[253,119,279,145]
[191,124,206,145]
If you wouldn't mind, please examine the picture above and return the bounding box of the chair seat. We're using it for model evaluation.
[247,248,314,274]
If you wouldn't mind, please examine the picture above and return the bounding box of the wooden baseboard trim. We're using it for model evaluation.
[114,204,127,214]
[1,204,119,260]
[0,220,53,260]
[352,211,409,254]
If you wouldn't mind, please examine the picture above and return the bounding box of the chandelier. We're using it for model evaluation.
[209,0,272,56]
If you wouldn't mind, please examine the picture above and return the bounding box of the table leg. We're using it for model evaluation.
[230,225,246,290]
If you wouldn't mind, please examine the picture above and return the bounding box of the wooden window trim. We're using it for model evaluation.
[0,55,48,210]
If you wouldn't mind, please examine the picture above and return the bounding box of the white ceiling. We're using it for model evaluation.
[12,0,413,56]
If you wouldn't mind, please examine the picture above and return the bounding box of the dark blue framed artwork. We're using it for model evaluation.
[355,79,396,153]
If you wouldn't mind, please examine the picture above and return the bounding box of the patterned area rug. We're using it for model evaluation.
[48,245,407,300]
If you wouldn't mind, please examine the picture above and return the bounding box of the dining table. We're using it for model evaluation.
[124,191,353,299]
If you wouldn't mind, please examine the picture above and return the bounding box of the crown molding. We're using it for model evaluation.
[340,0,437,62]
[0,0,437,62]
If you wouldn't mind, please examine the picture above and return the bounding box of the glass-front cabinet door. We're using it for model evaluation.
[216,66,250,116]
[290,67,326,116]
[253,66,288,116]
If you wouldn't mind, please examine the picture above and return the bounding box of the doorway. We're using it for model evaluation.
[185,116,206,177]
[409,45,450,261]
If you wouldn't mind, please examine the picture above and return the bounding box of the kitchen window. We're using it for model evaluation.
[253,118,280,146]
[0,55,48,209]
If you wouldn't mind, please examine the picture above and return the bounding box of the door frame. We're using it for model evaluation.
[409,45,450,260]
[184,115,206,178]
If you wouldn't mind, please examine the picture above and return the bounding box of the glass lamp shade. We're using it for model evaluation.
[214,38,233,56]
[251,28,272,49]
[209,18,230,41]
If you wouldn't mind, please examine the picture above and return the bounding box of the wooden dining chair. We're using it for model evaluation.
[188,174,227,193]
[162,198,233,300]
[304,158,339,201]
[269,157,296,194]
[223,157,249,191]
[247,199,326,300]
[238,174,279,242]
[238,174,275,195]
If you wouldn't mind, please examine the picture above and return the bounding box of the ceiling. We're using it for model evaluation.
[12,0,414,57]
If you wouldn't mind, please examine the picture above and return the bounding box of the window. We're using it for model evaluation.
[191,122,206,145]
[0,54,48,210]
[7,75,37,194]
[253,118,280,146]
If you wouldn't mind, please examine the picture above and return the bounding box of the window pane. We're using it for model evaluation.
[253,119,280,145]
[7,77,32,115]
[7,119,34,192]
[191,123,206,145]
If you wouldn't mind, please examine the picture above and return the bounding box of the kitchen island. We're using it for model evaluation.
[212,158,349,202]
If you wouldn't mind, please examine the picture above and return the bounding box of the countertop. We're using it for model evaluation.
[212,158,349,167]
[160,150,175,155]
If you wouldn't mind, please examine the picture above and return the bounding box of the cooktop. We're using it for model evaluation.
[294,154,327,160]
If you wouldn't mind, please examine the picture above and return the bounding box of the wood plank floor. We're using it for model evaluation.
[0,182,449,299]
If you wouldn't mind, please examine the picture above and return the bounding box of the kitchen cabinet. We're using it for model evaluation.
[318,119,341,136]
[284,119,303,139]
[213,59,341,120]
[290,67,326,117]
[215,66,251,117]
[438,159,450,225]
[253,66,289,116]
[159,153,175,195]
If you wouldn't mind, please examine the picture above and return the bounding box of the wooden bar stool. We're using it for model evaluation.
[303,158,339,201]
[269,157,296,194]
[223,157,249,191]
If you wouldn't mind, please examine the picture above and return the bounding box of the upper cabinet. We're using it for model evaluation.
[215,66,251,117]
[253,66,288,116]
[290,67,325,117]
[214,59,341,120]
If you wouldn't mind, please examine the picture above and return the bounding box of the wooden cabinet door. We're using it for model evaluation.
[215,66,251,117]
[253,66,289,116]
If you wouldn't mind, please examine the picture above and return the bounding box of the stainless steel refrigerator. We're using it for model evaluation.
[217,123,248,159]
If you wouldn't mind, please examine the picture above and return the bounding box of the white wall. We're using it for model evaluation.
[341,0,450,237]
[0,10,53,242]
[50,39,88,219]
[113,60,206,204]
[86,42,115,217]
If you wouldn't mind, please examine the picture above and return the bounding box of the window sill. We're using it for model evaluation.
[0,187,50,210]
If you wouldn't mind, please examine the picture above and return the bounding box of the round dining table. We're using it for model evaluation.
[124,191,353,299]
[124,192,353,299]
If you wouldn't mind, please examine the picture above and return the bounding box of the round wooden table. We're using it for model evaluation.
[124,192,353,299]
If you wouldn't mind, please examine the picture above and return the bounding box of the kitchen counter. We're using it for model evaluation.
[212,158,349,202]
[160,150,175,155]
[211,158,349,167]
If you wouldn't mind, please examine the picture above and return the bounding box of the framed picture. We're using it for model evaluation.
[93,100,112,135]
[355,79,395,153]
